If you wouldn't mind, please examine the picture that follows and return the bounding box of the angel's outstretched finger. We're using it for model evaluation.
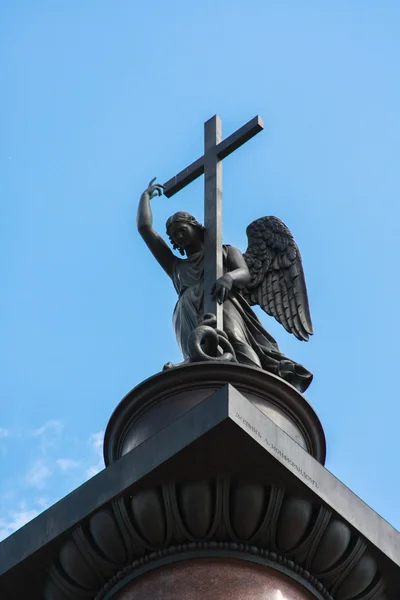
[148,177,157,187]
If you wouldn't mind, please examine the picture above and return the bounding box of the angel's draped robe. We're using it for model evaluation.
[171,247,313,393]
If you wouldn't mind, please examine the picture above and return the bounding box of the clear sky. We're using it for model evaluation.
[1,1,399,541]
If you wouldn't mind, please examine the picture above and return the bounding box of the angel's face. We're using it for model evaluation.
[169,222,198,249]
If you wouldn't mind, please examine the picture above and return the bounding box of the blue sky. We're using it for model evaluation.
[1,1,399,540]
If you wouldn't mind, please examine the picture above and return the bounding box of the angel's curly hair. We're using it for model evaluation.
[166,211,205,256]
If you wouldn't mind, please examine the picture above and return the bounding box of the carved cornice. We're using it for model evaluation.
[44,479,387,600]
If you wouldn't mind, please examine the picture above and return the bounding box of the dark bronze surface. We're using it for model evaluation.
[137,202,313,391]
[243,216,313,341]
[203,115,223,327]
[162,115,264,198]
[137,116,314,390]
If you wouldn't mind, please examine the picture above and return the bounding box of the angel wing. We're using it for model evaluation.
[243,216,313,341]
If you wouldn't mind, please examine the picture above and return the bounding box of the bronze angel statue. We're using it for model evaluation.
[137,179,314,392]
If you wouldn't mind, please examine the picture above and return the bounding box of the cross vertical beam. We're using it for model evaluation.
[163,115,264,333]
[204,115,223,328]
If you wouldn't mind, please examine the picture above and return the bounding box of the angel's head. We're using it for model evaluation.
[166,212,205,255]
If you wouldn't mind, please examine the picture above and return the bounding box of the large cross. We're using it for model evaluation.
[163,115,264,330]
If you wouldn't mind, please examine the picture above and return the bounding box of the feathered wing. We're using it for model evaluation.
[243,216,313,341]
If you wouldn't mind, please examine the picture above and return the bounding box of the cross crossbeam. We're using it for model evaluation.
[163,115,264,198]
[163,115,264,329]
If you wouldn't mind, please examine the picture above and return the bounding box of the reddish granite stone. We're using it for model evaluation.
[113,558,314,600]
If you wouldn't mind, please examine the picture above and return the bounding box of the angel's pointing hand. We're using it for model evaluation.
[143,177,164,200]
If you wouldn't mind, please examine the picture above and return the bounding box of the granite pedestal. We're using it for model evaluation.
[0,364,398,600]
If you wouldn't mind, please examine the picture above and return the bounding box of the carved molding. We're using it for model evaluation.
[44,478,387,600]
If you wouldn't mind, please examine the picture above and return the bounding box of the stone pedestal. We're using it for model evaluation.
[0,363,399,600]
[104,362,326,465]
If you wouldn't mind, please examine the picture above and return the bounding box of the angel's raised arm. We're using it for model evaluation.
[137,178,177,278]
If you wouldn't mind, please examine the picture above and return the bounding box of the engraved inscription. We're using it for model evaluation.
[234,413,263,439]
[234,412,319,488]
